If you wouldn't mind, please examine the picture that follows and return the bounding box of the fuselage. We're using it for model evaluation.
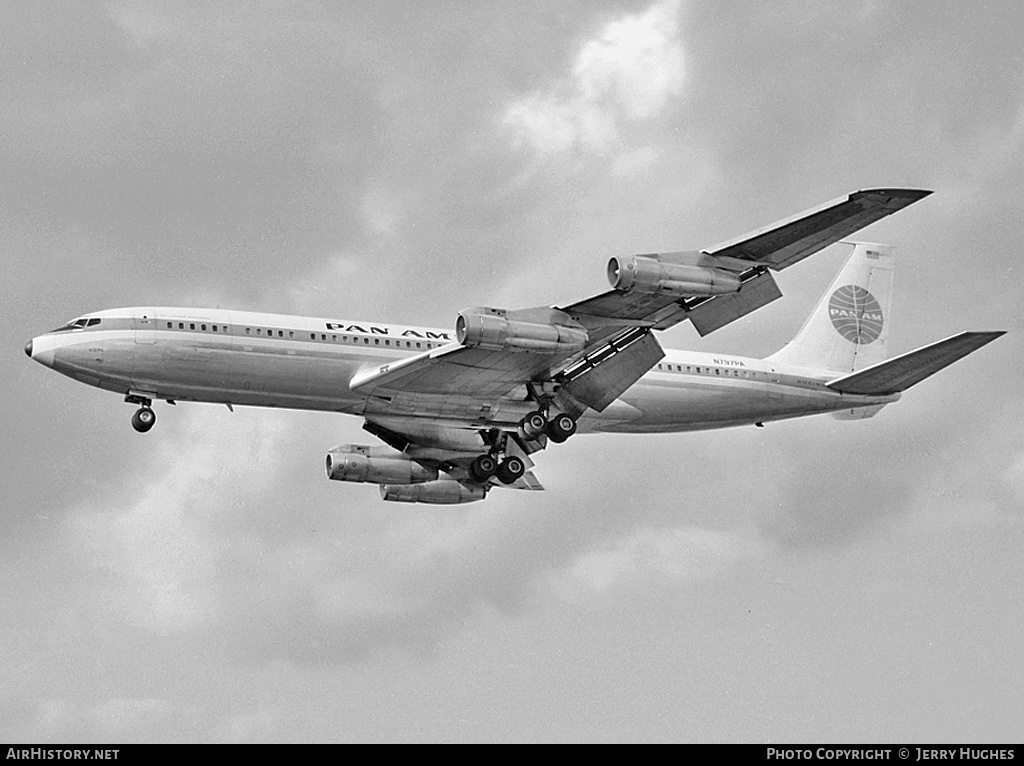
[26,306,897,433]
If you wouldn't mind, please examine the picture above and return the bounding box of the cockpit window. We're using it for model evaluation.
[50,317,102,332]
[52,318,87,332]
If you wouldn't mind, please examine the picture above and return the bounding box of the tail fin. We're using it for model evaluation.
[767,242,894,373]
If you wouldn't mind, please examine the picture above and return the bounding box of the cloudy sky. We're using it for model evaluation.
[3,0,1022,743]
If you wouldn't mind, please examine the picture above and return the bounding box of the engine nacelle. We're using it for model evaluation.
[380,480,487,505]
[456,306,588,354]
[326,445,437,485]
[607,254,741,297]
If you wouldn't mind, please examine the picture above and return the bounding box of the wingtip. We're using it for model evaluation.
[855,187,934,199]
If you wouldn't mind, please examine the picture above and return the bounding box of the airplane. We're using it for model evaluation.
[25,188,1004,504]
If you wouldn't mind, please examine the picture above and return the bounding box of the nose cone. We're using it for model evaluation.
[25,336,54,367]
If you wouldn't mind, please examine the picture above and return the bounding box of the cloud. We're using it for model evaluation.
[547,524,768,598]
[503,0,684,156]
[67,406,290,635]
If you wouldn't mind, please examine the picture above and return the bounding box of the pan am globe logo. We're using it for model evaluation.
[829,285,883,344]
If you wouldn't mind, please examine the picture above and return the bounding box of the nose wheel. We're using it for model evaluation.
[131,407,156,433]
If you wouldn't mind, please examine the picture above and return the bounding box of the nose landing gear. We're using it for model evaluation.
[125,393,157,433]
[131,407,156,433]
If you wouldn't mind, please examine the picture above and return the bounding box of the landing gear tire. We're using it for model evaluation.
[469,454,499,482]
[518,411,548,440]
[547,413,577,443]
[131,407,156,433]
[496,455,526,485]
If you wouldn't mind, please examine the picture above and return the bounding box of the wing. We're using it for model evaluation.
[563,188,932,337]
[352,188,932,414]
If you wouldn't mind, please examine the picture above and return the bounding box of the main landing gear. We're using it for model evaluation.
[470,410,578,485]
[516,410,577,444]
[470,453,525,485]
[125,393,156,433]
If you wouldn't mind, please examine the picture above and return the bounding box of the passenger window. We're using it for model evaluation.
[364,338,369,344]
[166,322,172,328]
[190,323,196,330]
[179,323,185,329]
[332,335,337,342]
[416,342,421,348]
[321,334,326,340]
[278,330,283,337]
[289,331,294,338]
[310,333,315,340]
[201,324,206,331]
[385,340,390,346]
[374,339,380,345]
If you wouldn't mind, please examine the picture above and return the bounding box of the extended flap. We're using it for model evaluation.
[685,269,783,336]
[561,329,664,412]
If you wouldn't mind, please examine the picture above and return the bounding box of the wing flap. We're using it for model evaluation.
[561,329,664,412]
[827,331,1005,395]
[685,268,783,336]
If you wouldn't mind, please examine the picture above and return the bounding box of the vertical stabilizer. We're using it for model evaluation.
[768,243,894,373]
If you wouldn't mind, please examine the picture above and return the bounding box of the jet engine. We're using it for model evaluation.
[325,445,437,485]
[607,253,742,297]
[380,480,487,505]
[456,306,588,354]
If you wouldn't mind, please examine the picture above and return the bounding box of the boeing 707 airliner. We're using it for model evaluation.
[26,189,1004,503]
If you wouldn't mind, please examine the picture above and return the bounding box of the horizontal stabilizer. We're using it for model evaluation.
[827,331,1005,395]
